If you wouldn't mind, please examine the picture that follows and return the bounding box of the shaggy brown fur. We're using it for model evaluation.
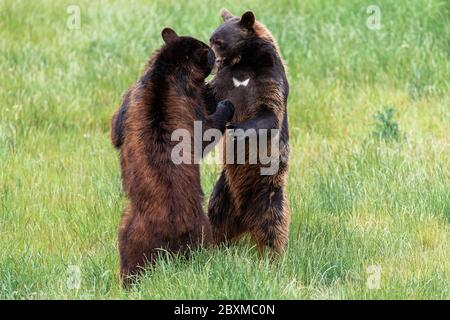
[111,28,234,285]
[206,10,290,254]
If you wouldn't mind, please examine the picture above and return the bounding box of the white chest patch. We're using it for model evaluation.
[232,77,250,88]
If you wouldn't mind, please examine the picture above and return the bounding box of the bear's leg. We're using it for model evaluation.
[208,172,245,245]
[118,206,156,287]
[249,190,290,255]
[253,214,289,255]
[118,206,141,286]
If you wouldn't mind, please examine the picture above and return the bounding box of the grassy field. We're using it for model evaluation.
[0,0,449,299]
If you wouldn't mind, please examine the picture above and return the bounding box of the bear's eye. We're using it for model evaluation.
[212,39,224,48]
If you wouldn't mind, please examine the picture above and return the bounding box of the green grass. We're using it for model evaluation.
[0,0,449,299]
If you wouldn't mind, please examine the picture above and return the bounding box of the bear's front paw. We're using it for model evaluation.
[217,99,235,120]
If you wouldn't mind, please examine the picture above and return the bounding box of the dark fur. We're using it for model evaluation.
[111,29,234,285]
[206,10,290,254]
[111,89,131,148]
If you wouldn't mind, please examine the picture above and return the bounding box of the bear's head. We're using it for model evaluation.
[160,28,215,81]
[210,9,272,68]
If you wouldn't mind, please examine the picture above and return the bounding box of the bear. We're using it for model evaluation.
[206,10,290,254]
[111,28,235,285]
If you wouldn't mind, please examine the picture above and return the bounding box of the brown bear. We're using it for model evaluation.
[111,28,234,285]
[206,10,290,254]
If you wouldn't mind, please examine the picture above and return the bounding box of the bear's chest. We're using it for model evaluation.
[214,71,256,121]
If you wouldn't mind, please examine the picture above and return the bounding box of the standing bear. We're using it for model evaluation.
[111,28,234,284]
[206,10,290,254]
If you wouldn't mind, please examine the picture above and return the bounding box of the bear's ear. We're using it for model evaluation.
[220,8,234,21]
[161,28,178,44]
[240,11,255,29]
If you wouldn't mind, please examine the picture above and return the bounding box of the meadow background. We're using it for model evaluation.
[0,0,449,299]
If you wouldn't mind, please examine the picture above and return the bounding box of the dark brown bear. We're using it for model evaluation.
[206,10,290,254]
[111,28,234,284]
